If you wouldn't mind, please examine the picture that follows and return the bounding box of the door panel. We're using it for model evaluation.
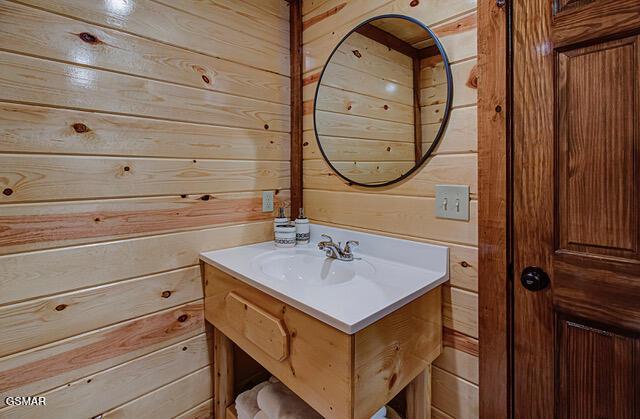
[557,36,639,260]
[514,0,640,417]
[557,317,640,419]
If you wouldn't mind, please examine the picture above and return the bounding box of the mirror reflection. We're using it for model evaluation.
[314,16,452,186]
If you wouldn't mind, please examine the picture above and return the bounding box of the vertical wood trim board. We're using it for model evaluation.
[290,0,304,213]
[301,1,479,417]
[477,0,510,418]
[0,1,291,417]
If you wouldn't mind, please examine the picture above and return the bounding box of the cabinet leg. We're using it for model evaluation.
[406,366,431,419]
[214,328,234,419]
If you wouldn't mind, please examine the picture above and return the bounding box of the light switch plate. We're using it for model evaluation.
[435,185,470,221]
[262,190,274,212]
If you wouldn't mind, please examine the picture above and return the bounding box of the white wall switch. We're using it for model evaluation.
[262,190,274,212]
[435,185,470,221]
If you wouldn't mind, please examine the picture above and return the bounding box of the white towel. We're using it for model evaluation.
[256,381,323,419]
[236,381,270,419]
[371,406,387,419]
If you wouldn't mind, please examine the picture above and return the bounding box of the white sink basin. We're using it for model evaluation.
[252,249,376,286]
[200,224,448,334]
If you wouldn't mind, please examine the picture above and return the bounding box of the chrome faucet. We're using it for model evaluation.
[317,234,359,261]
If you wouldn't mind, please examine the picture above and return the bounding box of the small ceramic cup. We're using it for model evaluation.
[274,224,296,248]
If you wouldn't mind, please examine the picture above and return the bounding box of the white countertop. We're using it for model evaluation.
[200,224,448,334]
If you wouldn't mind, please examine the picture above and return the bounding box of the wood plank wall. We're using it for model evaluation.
[0,1,290,417]
[316,32,416,184]
[301,0,479,417]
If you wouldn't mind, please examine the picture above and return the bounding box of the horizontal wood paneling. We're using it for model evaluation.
[0,191,290,254]
[432,365,479,418]
[303,155,477,198]
[0,52,290,131]
[0,302,204,406]
[303,131,415,160]
[303,1,478,416]
[315,85,414,123]
[0,221,273,306]
[443,286,479,338]
[0,2,290,416]
[0,334,211,419]
[0,155,289,203]
[16,0,290,75]
[433,346,479,385]
[0,2,290,105]
[302,0,477,71]
[444,327,479,358]
[0,104,289,160]
[175,399,214,419]
[152,0,289,49]
[102,366,212,418]
[304,189,478,245]
[303,106,477,158]
[0,266,202,357]
[303,59,478,113]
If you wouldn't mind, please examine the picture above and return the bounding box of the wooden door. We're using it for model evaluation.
[513,0,640,418]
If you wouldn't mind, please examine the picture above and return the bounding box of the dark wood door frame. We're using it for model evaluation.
[288,0,303,214]
[478,0,512,418]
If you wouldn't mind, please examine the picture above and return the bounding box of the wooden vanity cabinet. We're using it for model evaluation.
[202,262,442,419]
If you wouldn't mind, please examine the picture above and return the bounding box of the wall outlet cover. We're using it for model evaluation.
[435,185,470,221]
[262,190,274,212]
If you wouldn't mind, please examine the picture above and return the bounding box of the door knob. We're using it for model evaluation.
[520,267,550,291]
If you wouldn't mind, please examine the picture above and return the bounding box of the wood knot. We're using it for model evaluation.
[177,314,189,322]
[78,32,99,44]
[201,75,210,84]
[352,49,362,58]
[460,261,471,268]
[495,105,502,113]
[161,290,172,298]
[94,217,101,222]
[303,141,309,146]
[3,188,13,196]
[386,147,391,152]
[180,194,187,198]
[200,194,211,201]
[466,64,479,89]
[388,373,397,389]
[264,124,270,130]
[383,104,389,110]
[347,105,352,110]
[123,166,130,172]
[182,346,188,351]
[410,0,420,6]
[55,304,67,311]
[72,123,90,133]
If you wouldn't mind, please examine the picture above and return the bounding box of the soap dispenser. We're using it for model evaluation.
[274,206,289,230]
[294,208,310,245]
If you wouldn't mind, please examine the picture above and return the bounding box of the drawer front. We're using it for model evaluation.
[203,263,353,418]
[225,291,289,361]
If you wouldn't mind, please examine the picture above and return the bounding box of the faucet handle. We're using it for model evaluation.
[320,234,333,243]
[344,240,359,254]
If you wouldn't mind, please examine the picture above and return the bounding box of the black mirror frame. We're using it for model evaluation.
[313,14,454,188]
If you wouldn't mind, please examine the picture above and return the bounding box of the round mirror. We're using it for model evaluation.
[314,15,452,187]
